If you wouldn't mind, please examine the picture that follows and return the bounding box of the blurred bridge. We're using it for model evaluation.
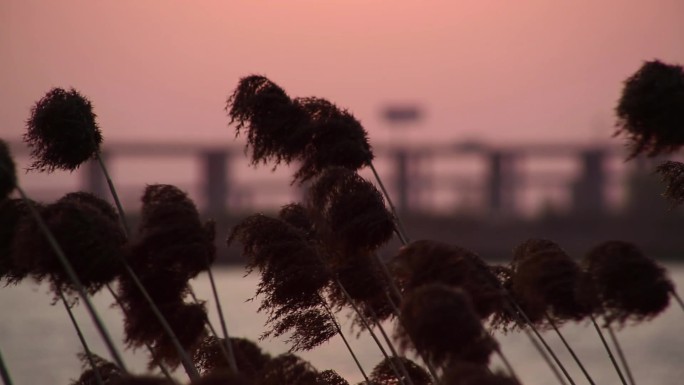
[6,139,657,217]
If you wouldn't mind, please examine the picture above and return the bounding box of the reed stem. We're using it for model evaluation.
[0,347,13,385]
[545,313,595,385]
[334,279,408,385]
[58,290,105,385]
[205,264,239,373]
[95,152,200,380]
[589,315,627,385]
[320,297,370,384]
[671,289,684,313]
[188,290,235,371]
[15,185,128,372]
[368,308,417,385]
[369,162,409,245]
[607,323,635,385]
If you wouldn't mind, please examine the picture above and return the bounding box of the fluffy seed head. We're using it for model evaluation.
[317,370,349,385]
[370,357,432,385]
[0,199,34,284]
[256,354,320,385]
[397,284,497,368]
[0,140,17,200]
[615,60,684,158]
[655,160,684,206]
[440,362,521,385]
[70,353,124,385]
[25,87,102,172]
[194,336,271,378]
[583,240,674,324]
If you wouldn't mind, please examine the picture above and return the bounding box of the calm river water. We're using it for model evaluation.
[0,266,682,385]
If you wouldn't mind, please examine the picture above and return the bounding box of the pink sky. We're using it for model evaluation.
[2,0,683,147]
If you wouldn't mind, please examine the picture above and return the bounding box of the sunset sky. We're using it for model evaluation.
[2,1,683,147]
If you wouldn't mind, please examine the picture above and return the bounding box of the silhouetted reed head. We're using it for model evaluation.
[109,377,177,385]
[508,239,592,326]
[125,301,208,369]
[0,140,17,200]
[190,372,252,385]
[256,353,320,385]
[397,284,497,368]
[370,357,432,385]
[0,199,34,284]
[71,353,123,385]
[278,203,315,237]
[439,362,520,385]
[615,60,684,158]
[25,87,103,172]
[227,75,311,166]
[308,167,395,254]
[12,192,125,295]
[655,160,684,206]
[129,184,216,280]
[194,336,271,378]
[293,97,373,182]
[583,240,674,324]
[313,370,347,385]
[391,240,502,319]
[263,306,338,352]
[229,214,331,310]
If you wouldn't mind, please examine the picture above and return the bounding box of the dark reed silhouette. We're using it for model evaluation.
[583,240,674,324]
[256,353,320,385]
[494,239,591,329]
[71,353,124,385]
[189,371,252,385]
[307,167,394,255]
[615,60,684,158]
[396,284,498,369]
[439,362,520,385]
[194,336,271,378]
[226,76,373,183]
[25,87,103,172]
[0,140,16,200]
[11,192,126,296]
[0,199,35,284]
[370,357,432,385]
[656,160,684,206]
[317,370,350,385]
[229,214,335,351]
[108,376,176,385]
[391,240,502,320]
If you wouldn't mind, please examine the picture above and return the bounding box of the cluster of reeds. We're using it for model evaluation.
[0,58,683,385]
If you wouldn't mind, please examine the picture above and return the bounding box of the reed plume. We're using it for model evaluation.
[0,140,16,200]
[293,97,373,182]
[655,160,684,206]
[396,284,498,369]
[583,240,674,324]
[189,372,252,385]
[439,362,521,385]
[24,87,103,172]
[227,75,311,166]
[12,192,125,296]
[615,60,684,158]
[256,353,320,385]
[108,376,176,385]
[506,239,591,327]
[71,353,123,385]
[391,240,502,320]
[317,370,350,385]
[370,357,432,385]
[194,336,270,377]
[0,199,35,284]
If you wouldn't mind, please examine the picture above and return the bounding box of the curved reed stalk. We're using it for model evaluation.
[545,312,594,385]
[58,290,105,385]
[0,346,13,385]
[671,289,684,313]
[607,324,635,385]
[333,278,408,385]
[204,263,239,373]
[589,315,627,385]
[13,185,127,372]
[367,307,416,385]
[369,163,409,245]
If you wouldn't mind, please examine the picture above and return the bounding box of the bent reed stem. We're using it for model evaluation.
[334,278,409,385]
[589,315,627,385]
[545,313,595,385]
[15,185,127,372]
[205,264,239,373]
[319,296,370,384]
[0,347,13,385]
[607,324,635,385]
[671,289,684,313]
[95,152,201,380]
[368,308,417,385]
[369,162,409,245]
[58,290,105,385]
